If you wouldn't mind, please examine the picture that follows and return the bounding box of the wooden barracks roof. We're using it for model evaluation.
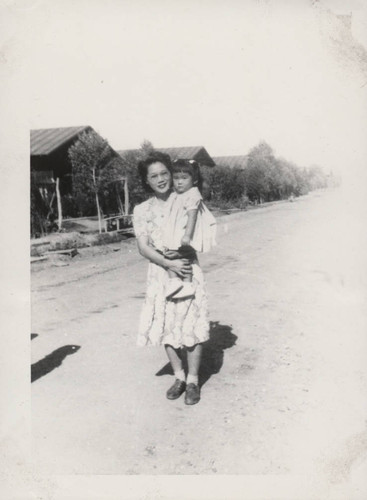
[157,146,214,166]
[30,126,92,156]
[118,146,215,167]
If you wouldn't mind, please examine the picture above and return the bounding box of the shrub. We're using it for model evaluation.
[69,131,127,231]
[30,174,49,237]
[201,165,247,208]
[119,140,155,210]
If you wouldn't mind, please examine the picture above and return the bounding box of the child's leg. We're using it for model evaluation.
[172,276,195,299]
[167,268,180,280]
[166,246,196,299]
[170,245,197,298]
[182,271,192,283]
[164,249,183,295]
[166,268,183,299]
[178,245,196,283]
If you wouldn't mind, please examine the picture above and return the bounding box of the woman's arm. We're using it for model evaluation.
[181,209,198,246]
[137,235,192,278]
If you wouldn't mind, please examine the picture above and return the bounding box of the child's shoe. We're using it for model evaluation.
[166,278,183,299]
[171,282,195,300]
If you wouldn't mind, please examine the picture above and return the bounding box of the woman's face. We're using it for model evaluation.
[146,162,171,195]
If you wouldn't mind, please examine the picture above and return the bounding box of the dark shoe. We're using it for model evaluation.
[166,379,186,400]
[184,383,201,405]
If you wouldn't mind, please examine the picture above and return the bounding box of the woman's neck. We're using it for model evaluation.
[154,190,171,201]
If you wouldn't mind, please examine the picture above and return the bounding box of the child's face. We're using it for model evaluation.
[172,171,193,194]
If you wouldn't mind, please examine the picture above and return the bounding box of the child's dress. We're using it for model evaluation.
[133,194,210,348]
[164,187,216,253]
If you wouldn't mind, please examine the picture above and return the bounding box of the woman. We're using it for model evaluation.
[133,152,210,405]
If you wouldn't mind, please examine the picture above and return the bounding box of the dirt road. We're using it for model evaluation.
[31,190,367,495]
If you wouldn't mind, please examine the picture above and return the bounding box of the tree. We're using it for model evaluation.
[68,130,125,233]
[140,139,155,157]
[272,158,299,199]
[244,142,276,203]
[201,165,247,208]
[119,140,156,209]
[305,165,328,190]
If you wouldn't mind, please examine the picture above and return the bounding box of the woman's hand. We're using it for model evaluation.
[166,258,192,279]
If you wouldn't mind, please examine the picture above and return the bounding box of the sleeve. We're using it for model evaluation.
[132,203,148,238]
[184,187,202,211]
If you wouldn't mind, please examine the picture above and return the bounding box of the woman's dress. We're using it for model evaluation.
[133,195,210,348]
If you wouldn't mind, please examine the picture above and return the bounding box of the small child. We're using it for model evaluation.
[164,159,216,300]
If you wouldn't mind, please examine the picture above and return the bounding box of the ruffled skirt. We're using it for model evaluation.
[137,261,210,348]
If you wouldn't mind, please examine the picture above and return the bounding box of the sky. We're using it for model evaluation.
[2,0,367,183]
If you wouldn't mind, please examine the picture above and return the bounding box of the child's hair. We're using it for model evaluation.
[172,159,203,192]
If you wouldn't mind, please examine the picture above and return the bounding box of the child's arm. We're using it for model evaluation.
[181,209,198,246]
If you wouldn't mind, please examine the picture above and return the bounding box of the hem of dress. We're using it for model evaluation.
[137,335,209,349]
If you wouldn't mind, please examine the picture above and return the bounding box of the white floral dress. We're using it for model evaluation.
[133,195,210,348]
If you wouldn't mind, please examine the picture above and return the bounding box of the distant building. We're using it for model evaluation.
[211,155,249,169]
[118,145,216,167]
[157,146,215,167]
[31,126,94,194]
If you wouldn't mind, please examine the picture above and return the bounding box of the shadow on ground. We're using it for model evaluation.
[31,345,81,382]
[155,321,237,387]
[199,321,237,386]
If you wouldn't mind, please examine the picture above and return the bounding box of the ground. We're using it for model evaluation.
[30,190,367,498]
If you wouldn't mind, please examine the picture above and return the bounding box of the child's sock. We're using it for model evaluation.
[186,374,198,385]
[171,282,195,300]
[174,369,186,382]
[166,278,183,299]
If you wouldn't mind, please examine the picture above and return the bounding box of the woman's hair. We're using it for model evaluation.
[172,159,203,192]
[137,151,172,193]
